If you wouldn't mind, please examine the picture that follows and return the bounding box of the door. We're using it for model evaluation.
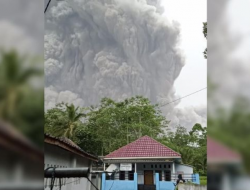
[144,170,154,185]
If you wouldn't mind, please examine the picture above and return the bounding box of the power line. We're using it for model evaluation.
[160,87,207,107]
[44,0,52,13]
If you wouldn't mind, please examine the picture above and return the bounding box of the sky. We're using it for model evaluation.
[161,0,207,109]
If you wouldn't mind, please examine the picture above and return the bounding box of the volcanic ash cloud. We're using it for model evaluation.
[45,0,185,109]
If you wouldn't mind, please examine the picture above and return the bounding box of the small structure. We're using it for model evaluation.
[0,121,43,190]
[44,134,99,190]
[207,136,242,190]
[102,135,199,190]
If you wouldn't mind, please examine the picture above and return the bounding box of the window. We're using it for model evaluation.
[128,171,134,180]
[155,164,157,168]
[155,170,162,181]
[160,165,162,168]
[164,165,166,168]
[106,173,115,180]
[143,164,146,168]
[128,164,135,180]
[119,171,125,180]
[168,165,171,169]
[165,170,171,181]
[151,165,153,169]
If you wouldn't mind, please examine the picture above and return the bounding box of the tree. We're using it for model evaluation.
[189,123,207,147]
[64,104,86,138]
[0,50,43,147]
[45,103,85,139]
[203,22,207,59]
[45,103,102,155]
[159,124,207,175]
[208,97,250,173]
[45,96,169,155]
[0,50,41,120]
[85,96,169,155]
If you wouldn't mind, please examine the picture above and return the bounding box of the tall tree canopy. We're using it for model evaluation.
[158,124,207,175]
[45,96,169,155]
[0,50,43,147]
[85,96,169,155]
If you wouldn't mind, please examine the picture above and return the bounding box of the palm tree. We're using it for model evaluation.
[63,104,86,139]
[0,50,41,121]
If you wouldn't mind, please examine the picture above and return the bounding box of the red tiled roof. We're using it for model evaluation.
[207,136,241,163]
[105,136,181,159]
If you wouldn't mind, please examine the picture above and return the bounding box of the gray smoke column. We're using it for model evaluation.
[45,0,185,109]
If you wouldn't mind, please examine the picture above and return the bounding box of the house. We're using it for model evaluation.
[44,134,99,190]
[102,135,199,190]
[0,121,43,190]
[207,136,242,190]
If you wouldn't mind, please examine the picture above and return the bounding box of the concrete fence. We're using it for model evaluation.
[178,184,207,190]
[101,173,138,190]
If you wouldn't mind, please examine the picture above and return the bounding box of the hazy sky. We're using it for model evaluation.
[161,0,207,109]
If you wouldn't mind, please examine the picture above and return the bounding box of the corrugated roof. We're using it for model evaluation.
[44,134,98,161]
[105,135,181,159]
[0,121,43,162]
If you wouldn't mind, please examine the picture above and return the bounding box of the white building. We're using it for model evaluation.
[207,136,242,190]
[44,134,98,190]
[0,121,43,190]
[102,136,199,190]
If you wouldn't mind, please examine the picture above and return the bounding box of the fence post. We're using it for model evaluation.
[155,173,160,190]
[102,173,106,190]
[134,173,138,190]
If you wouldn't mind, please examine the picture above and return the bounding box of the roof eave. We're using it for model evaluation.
[104,156,181,160]
[45,135,98,162]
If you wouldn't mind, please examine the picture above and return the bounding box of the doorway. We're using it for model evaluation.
[144,170,154,185]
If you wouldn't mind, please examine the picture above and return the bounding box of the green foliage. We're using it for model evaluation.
[45,96,169,155]
[45,102,102,155]
[83,96,168,155]
[159,124,207,175]
[45,103,84,139]
[0,50,43,147]
[208,96,250,173]
[203,22,207,59]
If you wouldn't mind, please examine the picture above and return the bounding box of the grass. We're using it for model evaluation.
[200,176,207,185]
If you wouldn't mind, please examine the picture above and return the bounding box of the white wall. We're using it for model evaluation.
[175,164,193,174]
[0,148,43,189]
[178,184,206,190]
[44,143,92,190]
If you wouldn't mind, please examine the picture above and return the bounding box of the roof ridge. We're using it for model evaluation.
[105,135,181,158]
